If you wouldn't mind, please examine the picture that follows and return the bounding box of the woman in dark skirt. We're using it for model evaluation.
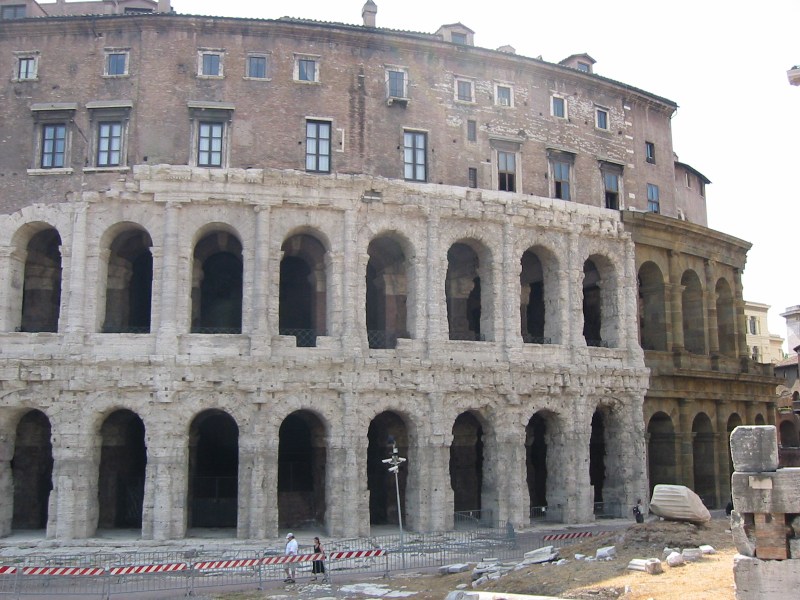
[311,536,326,581]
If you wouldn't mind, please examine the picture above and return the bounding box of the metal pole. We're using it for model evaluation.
[394,464,405,570]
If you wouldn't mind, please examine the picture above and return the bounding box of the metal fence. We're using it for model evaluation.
[0,527,524,599]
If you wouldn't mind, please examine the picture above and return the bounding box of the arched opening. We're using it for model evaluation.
[726,413,743,478]
[590,410,606,512]
[780,421,800,447]
[103,228,153,333]
[716,278,736,356]
[278,411,327,529]
[366,236,409,349]
[280,233,327,347]
[638,262,667,351]
[11,410,53,530]
[525,413,548,518]
[449,412,483,517]
[446,241,492,341]
[520,248,558,344]
[755,413,766,426]
[692,413,716,508]
[681,270,705,354]
[191,231,243,333]
[97,410,146,529]
[583,259,602,345]
[647,412,676,496]
[188,410,238,529]
[367,411,408,526]
[21,228,62,332]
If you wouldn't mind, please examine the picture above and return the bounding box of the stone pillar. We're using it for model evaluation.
[567,232,583,349]
[623,239,640,354]
[704,259,719,354]
[63,203,88,336]
[155,202,181,356]
[141,424,188,540]
[491,412,527,528]
[745,401,756,426]
[715,401,731,506]
[325,251,343,340]
[0,417,13,536]
[249,206,271,355]
[425,210,442,347]
[341,209,359,353]
[501,222,517,352]
[49,413,100,539]
[237,422,271,539]
[678,398,694,488]
[733,268,748,359]
[668,250,684,351]
[0,246,25,331]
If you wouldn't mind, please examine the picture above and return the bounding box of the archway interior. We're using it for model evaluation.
[366,236,408,349]
[647,412,676,496]
[98,410,147,529]
[589,410,606,507]
[21,228,62,332]
[446,243,481,341]
[715,279,736,356]
[681,270,705,354]
[525,413,548,511]
[12,409,53,530]
[188,410,238,528]
[280,234,327,346]
[780,420,800,447]
[520,250,545,342]
[582,260,602,345]
[449,412,483,514]
[755,414,766,426]
[638,262,667,351]
[191,232,243,333]
[278,411,326,528]
[103,229,153,333]
[367,412,408,525]
[692,413,716,508]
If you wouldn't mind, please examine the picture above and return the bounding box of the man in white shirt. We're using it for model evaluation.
[284,532,298,582]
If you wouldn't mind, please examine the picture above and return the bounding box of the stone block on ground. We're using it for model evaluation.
[699,544,716,554]
[731,469,800,514]
[596,546,617,560]
[681,548,703,562]
[442,563,470,574]
[665,552,684,567]
[730,426,779,473]
[522,546,558,564]
[627,558,663,574]
[649,484,711,524]
[734,555,800,599]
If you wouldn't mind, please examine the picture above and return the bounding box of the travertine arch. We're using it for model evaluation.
[647,411,676,494]
[715,277,735,356]
[638,261,667,351]
[681,269,706,354]
[582,253,619,347]
[191,228,243,333]
[365,232,413,346]
[445,238,495,341]
[519,244,562,344]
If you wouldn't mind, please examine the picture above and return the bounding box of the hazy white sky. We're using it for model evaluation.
[169,0,799,345]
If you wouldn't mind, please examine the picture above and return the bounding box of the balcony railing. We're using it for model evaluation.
[190,326,242,334]
[367,330,411,349]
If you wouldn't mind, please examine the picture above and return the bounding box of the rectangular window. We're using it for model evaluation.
[1,5,26,19]
[298,58,317,82]
[645,141,655,164]
[577,62,590,73]
[467,119,477,142]
[97,122,122,167]
[106,53,127,76]
[647,183,660,213]
[456,78,474,102]
[496,85,512,107]
[552,96,565,118]
[198,122,224,167]
[306,120,331,173]
[202,53,221,76]
[247,55,267,79]
[604,173,619,209]
[451,32,467,45]
[699,181,705,198]
[553,161,570,199]
[41,124,66,168]
[17,56,36,80]
[387,69,406,98]
[596,107,609,130]
[498,151,516,192]
[403,131,426,182]
[749,316,758,335]
[685,171,692,187]
[468,167,477,188]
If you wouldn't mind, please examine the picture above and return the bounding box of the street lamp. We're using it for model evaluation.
[382,438,406,569]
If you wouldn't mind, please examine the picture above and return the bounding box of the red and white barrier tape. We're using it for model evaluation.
[22,566,105,576]
[261,553,324,565]
[542,531,611,541]
[0,566,17,575]
[193,558,262,570]
[328,549,386,559]
[108,563,188,575]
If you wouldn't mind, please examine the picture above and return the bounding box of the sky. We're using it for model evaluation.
[167,0,799,347]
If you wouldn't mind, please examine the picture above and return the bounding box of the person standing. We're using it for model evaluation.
[283,532,298,583]
[311,536,326,581]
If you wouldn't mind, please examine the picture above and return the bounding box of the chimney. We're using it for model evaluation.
[158,0,172,13]
[362,1,377,27]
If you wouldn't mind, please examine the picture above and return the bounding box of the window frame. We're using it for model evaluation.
[547,149,575,201]
[13,51,39,82]
[385,66,408,99]
[595,106,610,130]
[577,61,591,73]
[468,166,477,189]
[245,53,270,80]
[647,183,660,213]
[294,54,320,83]
[454,76,475,103]
[197,48,225,79]
[403,129,427,182]
[305,119,332,173]
[467,119,477,142]
[187,102,234,169]
[494,83,513,107]
[41,123,67,169]
[28,103,77,175]
[104,48,130,77]
[645,141,656,164]
[1,4,26,19]
[497,150,516,192]
[85,101,133,172]
[551,95,567,119]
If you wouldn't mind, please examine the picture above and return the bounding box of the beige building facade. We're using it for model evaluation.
[0,0,777,542]
[744,301,786,364]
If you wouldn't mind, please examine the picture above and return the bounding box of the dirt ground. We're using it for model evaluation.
[214,519,736,600]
